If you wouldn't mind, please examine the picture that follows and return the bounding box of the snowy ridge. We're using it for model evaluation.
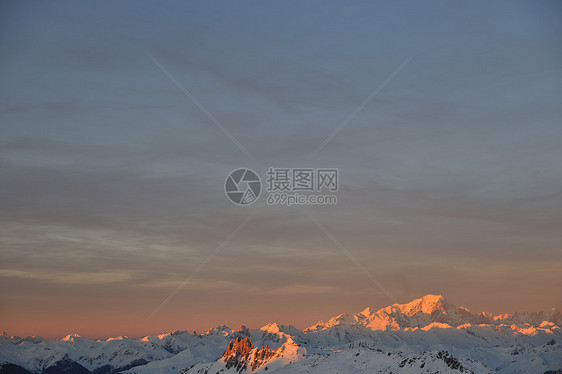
[306,294,561,333]
[1,294,560,373]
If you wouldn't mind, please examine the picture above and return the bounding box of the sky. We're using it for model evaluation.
[1,1,561,340]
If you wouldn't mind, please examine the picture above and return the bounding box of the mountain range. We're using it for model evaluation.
[1,294,560,373]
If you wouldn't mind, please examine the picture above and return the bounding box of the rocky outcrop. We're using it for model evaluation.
[222,337,256,371]
[221,337,305,372]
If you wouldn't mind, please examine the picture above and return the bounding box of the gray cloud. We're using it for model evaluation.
[1,0,561,338]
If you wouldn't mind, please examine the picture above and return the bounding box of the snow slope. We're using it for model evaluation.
[1,295,560,374]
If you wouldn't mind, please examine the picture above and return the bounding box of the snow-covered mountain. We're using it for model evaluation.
[1,295,560,374]
[306,294,562,333]
[182,336,307,374]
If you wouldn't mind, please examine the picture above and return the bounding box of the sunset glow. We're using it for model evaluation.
[1,2,561,368]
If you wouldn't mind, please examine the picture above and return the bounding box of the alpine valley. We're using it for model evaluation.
[1,295,560,374]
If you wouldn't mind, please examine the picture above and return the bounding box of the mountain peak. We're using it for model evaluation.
[359,306,375,316]
[411,294,447,305]
[222,337,254,359]
[421,294,446,302]
[205,325,232,335]
[218,336,307,372]
[60,333,81,342]
[260,322,280,334]
[395,294,449,315]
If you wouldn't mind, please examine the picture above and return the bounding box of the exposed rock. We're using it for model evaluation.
[221,337,304,372]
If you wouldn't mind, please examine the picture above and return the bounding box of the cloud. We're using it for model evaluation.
[0,269,134,284]
[1,0,562,338]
